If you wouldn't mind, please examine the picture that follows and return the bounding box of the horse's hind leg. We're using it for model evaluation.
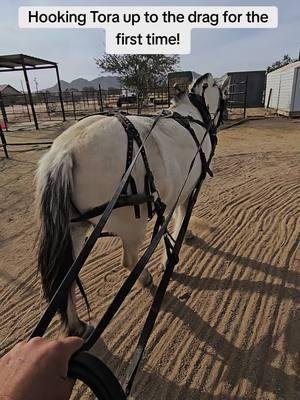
[121,225,152,287]
[174,200,195,242]
[67,221,93,338]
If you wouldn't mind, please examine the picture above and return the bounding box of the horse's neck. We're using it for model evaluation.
[170,95,210,151]
[170,95,202,121]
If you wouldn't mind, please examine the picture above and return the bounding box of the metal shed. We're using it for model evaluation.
[227,70,266,108]
[265,61,300,117]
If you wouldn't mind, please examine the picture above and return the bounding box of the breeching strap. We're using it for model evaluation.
[116,114,160,220]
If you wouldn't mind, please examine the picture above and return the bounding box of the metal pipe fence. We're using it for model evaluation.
[0,81,249,131]
[226,77,248,120]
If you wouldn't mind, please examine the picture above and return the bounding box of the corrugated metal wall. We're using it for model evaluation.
[291,68,300,112]
[265,68,295,112]
[265,64,300,115]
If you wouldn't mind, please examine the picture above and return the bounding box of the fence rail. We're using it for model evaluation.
[226,78,248,119]
[0,81,248,131]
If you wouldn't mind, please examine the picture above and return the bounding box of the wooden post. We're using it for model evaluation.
[266,88,272,109]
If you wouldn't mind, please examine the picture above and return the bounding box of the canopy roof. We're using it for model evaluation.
[0,54,57,72]
[0,54,64,129]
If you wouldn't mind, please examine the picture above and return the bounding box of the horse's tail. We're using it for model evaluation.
[35,149,77,326]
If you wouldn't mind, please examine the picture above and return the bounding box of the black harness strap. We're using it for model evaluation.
[116,114,141,218]
[188,93,211,126]
[116,113,162,220]
[171,112,201,147]
[71,194,152,223]
[168,111,213,177]
[188,85,224,169]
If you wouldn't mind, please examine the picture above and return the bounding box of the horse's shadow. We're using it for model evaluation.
[79,273,299,399]
[184,233,300,287]
[72,231,300,399]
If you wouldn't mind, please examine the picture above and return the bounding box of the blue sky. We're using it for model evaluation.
[0,0,299,90]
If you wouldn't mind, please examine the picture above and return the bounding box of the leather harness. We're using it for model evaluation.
[31,86,226,398]
[71,88,224,224]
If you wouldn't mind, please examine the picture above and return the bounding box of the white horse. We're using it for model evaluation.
[35,73,230,337]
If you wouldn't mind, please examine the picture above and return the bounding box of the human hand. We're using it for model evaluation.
[0,336,83,400]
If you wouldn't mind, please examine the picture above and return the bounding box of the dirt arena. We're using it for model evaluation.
[0,117,299,399]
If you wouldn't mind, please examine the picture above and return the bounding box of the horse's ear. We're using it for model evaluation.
[191,73,213,96]
[174,83,185,96]
[221,76,231,96]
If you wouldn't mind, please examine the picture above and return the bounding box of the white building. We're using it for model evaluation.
[265,61,300,117]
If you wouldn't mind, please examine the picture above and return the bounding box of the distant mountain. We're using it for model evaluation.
[46,76,121,92]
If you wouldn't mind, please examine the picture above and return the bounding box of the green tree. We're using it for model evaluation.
[267,54,297,73]
[96,54,180,111]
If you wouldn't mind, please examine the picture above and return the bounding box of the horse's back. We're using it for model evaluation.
[43,113,205,216]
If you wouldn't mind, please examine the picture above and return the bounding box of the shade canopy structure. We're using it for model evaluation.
[0,54,65,129]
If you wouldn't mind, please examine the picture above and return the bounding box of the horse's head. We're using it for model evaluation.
[189,73,230,127]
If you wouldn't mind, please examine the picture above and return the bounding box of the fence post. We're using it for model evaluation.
[243,76,248,119]
[44,92,51,119]
[23,92,31,122]
[71,91,76,120]
[98,84,104,112]
[0,124,8,158]
[93,90,96,111]
[22,61,39,130]
[137,91,142,114]
[55,65,66,122]
[0,93,8,131]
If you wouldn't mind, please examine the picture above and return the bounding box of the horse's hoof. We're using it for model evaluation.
[185,230,195,242]
[139,270,153,288]
[68,321,94,339]
[81,323,94,340]
[144,273,153,288]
